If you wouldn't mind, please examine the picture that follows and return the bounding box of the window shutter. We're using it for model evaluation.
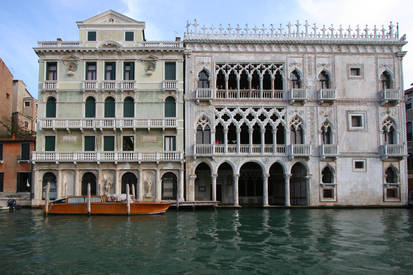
[112,62,116,80]
[104,136,115,151]
[45,136,55,151]
[21,143,30,160]
[105,97,115,117]
[165,62,176,80]
[165,97,176,117]
[0,144,3,160]
[123,97,134,117]
[130,63,135,80]
[46,97,56,118]
[84,136,95,151]
[85,97,96,118]
[0,173,3,192]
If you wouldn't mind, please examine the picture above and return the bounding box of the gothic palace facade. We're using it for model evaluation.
[32,10,408,207]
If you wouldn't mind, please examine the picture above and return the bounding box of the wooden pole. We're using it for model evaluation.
[126,184,130,215]
[131,184,135,201]
[44,181,50,216]
[87,183,91,215]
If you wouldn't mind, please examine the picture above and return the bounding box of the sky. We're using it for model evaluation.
[0,0,412,99]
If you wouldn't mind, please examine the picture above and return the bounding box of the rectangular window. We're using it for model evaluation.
[348,112,366,130]
[125,31,134,41]
[351,115,362,127]
[165,62,176,80]
[45,136,55,151]
[406,98,412,111]
[46,62,57,80]
[84,136,95,151]
[17,172,31,192]
[124,62,135,80]
[20,143,30,160]
[164,136,176,151]
[104,136,115,151]
[353,159,366,172]
[323,188,334,199]
[25,101,30,107]
[0,173,3,192]
[123,136,134,151]
[88,31,96,41]
[105,62,116,80]
[386,188,398,199]
[86,62,97,80]
[350,68,361,76]
[0,144,3,161]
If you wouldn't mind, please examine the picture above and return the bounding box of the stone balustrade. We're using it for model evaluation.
[380,144,405,160]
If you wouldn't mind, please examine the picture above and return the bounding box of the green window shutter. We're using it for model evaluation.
[84,136,95,151]
[0,173,3,192]
[123,97,134,117]
[165,62,176,80]
[105,97,115,117]
[104,136,115,151]
[0,144,3,160]
[112,62,116,80]
[123,62,135,80]
[21,143,30,160]
[45,136,55,151]
[172,136,176,151]
[125,32,134,41]
[85,97,96,118]
[165,97,176,117]
[46,97,56,118]
[88,31,96,41]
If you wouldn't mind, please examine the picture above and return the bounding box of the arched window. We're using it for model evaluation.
[380,71,392,90]
[385,167,398,183]
[240,70,249,90]
[290,116,304,144]
[198,70,210,88]
[251,70,260,90]
[274,70,283,90]
[322,166,333,184]
[42,172,57,200]
[165,96,176,117]
[215,124,224,144]
[123,97,134,118]
[318,70,330,89]
[104,97,115,118]
[321,120,333,144]
[216,70,226,90]
[382,118,396,144]
[196,117,211,144]
[46,97,56,118]
[407,121,412,141]
[228,70,237,90]
[85,97,96,118]
[82,172,96,195]
[263,71,272,90]
[276,124,285,144]
[290,70,302,89]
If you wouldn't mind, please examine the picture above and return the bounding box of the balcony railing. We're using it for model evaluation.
[380,144,405,160]
[193,144,287,155]
[38,118,177,130]
[289,89,307,104]
[37,41,183,48]
[120,81,136,90]
[162,80,178,90]
[195,88,213,102]
[83,81,98,91]
[32,151,184,162]
[380,89,399,105]
[318,89,336,103]
[215,89,284,99]
[320,144,338,159]
[102,81,117,91]
[43,81,57,91]
[288,144,311,158]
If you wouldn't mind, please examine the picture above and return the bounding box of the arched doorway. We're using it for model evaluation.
[239,162,263,205]
[195,163,211,201]
[162,172,177,200]
[269,163,285,205]
[42,172,57,200]
[290,163,308,205]
[82,172,97,195]
[122,172,138,197]
[217,162,234,204]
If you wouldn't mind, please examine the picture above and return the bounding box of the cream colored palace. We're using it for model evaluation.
[32,10,408,207]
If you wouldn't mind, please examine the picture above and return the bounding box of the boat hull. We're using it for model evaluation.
[45,201,170,215]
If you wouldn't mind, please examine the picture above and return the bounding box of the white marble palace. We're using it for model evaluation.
[32,10,409,207]
[184,21,408,206]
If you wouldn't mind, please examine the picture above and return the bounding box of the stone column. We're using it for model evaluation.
[305,175,312,206]
[211,130,216,147]
[189,175,197,201]
[156,168,161,201]
[260,128,265,153]
[259,77,263,98]
[233,173,240,206]
[236,128,241,153]
[98,169,103,196]
[285,173,291,206]
[115,169,120,195]
[224,128,228,153]
[271,76,275,97]
[138,168,143,200]
[272,129,277,153]
[57,169,63,199]
[249,128,253,153]
[212,173,217,202]
[179,166,185,202]
[75,168,80,196]
[263,173,269,207]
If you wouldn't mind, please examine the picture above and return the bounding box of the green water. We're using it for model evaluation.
[1,208,413,274]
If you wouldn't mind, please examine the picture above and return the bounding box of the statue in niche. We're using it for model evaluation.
[103,173,113,195]
[144,174,153,198]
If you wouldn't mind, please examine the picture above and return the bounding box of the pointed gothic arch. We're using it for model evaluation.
[290,116,304,144]
[382,117,397,144]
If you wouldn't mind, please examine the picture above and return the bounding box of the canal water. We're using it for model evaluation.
[1,208,413,274]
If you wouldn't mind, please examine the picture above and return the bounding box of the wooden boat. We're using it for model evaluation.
[44,196,170,215]
[43,182,170,215]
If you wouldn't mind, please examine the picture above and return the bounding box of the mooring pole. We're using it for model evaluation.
[126,184,131,215]
[44,181,50,216]
[87,183,91,215]
[131,184,136,201]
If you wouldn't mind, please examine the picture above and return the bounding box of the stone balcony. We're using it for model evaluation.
[195,88,213,103]
[288,89,307,104]
[194,144,287,157]
[380,89,400,106]
[288,144,311,159]
[43,81,57,91]
[32,151,184,163]
[318,89,336,104]
[102,80,117,91]
[82,80,98,91]
[162,80,178,91]
[215,89,284,100]
[120,81,136,91]
[38,118,177,131]
[320,144,338,159]
[379,144,405,160]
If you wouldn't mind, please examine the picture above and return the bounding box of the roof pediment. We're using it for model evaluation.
[77,10,144,27]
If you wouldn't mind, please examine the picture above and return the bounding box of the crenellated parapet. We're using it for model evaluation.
[185,20,404,42]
